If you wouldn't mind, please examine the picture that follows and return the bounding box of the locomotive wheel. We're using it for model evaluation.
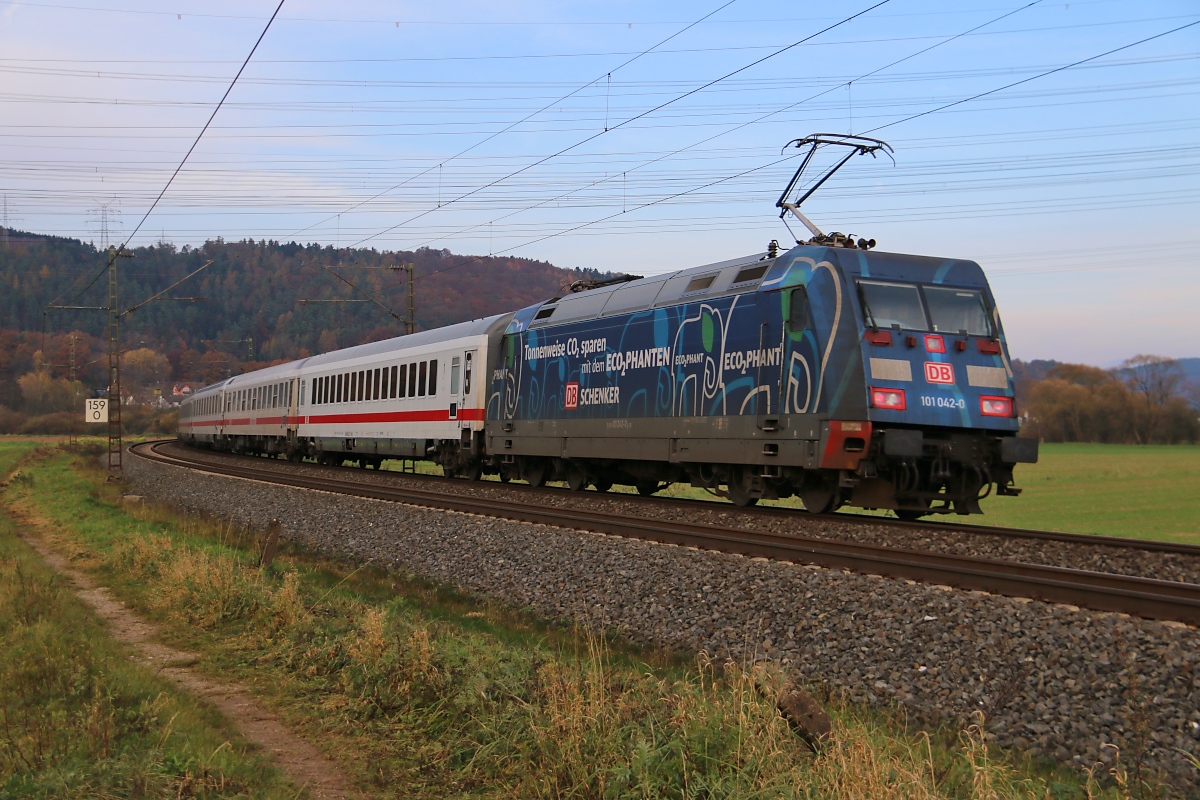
[635,480,660,497]
[799,480,839,514]
[523,459,548,488]
[463,462,483,481]
[725,469,758,508]
[592,479,612,493]
[565,464,588,492]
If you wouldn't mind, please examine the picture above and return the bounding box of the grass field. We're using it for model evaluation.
[1,442,1147,798]
[975,444,1200,544]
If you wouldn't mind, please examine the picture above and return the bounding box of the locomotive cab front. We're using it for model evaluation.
[815,249,1039,516]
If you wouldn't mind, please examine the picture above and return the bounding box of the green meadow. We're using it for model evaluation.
[976,443,1200,545]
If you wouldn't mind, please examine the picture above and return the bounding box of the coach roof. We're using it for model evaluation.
[301,313,512,370]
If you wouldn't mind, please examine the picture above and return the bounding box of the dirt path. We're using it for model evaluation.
[13,518,364,800]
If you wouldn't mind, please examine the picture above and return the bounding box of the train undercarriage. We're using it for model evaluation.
[183,423,1033,519]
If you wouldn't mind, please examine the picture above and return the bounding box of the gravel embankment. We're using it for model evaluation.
[127,451,1200,790]
[160,443,1200,585]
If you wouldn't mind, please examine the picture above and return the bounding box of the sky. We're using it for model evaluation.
[1,0,1197,365]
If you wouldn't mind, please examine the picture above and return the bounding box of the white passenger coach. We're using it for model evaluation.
[179,314,510,475]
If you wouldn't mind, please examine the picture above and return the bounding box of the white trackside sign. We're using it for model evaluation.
[85,398,108,423]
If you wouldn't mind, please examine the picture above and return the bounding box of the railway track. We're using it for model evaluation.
[130,440,1200,626]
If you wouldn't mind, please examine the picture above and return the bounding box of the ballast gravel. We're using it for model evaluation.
[126,452,1200,790]
[158,444,1200,585]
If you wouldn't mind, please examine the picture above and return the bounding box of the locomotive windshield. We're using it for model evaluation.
[858,281,927,331]
[858,280,993,336]
[925,287,991,336]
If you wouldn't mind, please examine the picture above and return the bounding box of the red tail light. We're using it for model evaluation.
[980,395,1014,417]
[870,387,906,411]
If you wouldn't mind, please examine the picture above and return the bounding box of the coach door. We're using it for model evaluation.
[457,349,476,427]
[285,379,298,438]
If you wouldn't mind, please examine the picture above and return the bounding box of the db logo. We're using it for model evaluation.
[564,381,579,410]
[924,362,955,385]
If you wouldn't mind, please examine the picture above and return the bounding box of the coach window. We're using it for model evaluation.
[333,374,340,404]
[371,368,379,400]
[397,364,407,398]
[418,361,427,397]
[450,357,461,395]
[390,365,398,398]
[407,363,417,397]
[428,359,437,396]
[357,370,364,402]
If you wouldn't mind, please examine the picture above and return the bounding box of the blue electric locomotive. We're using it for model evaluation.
[486,241,1036,516]
[486,135,1037,516]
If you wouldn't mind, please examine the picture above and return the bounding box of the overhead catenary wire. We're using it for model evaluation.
[861,18,1200,135]
[285,0,742,241]
[403,0,1049,253]
[347,0,892,250]
[398,13,1200,283]
[52,0,288,311]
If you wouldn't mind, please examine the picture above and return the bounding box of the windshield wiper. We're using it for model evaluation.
[856,283,879,331]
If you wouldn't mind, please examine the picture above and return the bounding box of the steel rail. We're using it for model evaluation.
[131,441,1200,625]
[157,440,1200,557]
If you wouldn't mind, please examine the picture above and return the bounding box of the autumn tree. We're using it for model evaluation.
[17,371,84,413]
[1118,355,1187,444]
[122,348,171,397]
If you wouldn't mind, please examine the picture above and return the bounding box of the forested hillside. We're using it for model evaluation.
[2,230,593,353]
[0,229,609,430]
